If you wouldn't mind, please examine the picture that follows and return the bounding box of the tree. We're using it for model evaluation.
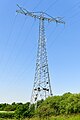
[36,104,54,120]
[15,102,35,119]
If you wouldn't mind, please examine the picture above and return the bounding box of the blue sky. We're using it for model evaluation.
[0,0,80,103]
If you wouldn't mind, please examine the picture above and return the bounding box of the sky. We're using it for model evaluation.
[0,0,80,103]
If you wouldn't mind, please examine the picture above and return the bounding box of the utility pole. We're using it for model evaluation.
[16,4,65,105]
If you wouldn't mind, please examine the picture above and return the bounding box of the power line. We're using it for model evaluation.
[62,1,80,19]
[49,27,65,50]
[67,9,80,19]
[32,0,43,11]
[1,1,65,76]
[1,17,28,73]
[16,4,65,105]
[2,6,38,74]
[1,1,41,73]
[3,0,43,69]
[0,14,18,64]
[10,18,63,85]
[12,19,36,64]
[7,19,36,80]
[44,0,59,12]
[14,47,36,82]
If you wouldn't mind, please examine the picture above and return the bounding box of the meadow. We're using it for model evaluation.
[0,114,80,120]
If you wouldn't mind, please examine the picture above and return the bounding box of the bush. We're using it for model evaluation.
[0,112,14,119]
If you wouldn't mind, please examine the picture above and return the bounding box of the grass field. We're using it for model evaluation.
[0,114,80,120]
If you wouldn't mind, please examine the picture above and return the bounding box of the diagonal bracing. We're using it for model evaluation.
[16,4,65,104]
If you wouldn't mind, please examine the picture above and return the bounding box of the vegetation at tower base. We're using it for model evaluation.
[0,92,80,119]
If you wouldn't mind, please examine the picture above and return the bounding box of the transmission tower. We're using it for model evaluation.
[16,5,65,104]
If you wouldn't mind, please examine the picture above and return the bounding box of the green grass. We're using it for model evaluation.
[0,114,80,120]
[0,111,14,113]
[24,114,80,120]
[50,114,80,120]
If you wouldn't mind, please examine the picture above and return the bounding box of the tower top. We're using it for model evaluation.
[16,4,65,105]
[16,4,65,24]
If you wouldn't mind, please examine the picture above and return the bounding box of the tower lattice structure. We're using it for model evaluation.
[31,16,53,103]
[16,5,65,104]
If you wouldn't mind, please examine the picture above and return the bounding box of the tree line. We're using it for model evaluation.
[0,92,80,119]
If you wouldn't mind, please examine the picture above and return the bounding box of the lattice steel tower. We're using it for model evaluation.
[16,5,65,104]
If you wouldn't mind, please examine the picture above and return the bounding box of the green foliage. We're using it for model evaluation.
[0,112,14,119]
[0,102,19,111]
[15,102,29,119]
[36,104,54,119]
[35,93,80,119]
[36,99,44,108]
[0,104,8,111]
[0,92,80,119]
[0,114,80,120]
[15,102,35,119]
[50,114,80,120]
